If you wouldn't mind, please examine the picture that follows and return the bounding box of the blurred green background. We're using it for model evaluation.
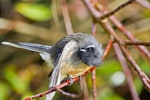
[0,0,150,100]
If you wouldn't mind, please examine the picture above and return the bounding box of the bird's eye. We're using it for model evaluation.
[86,47,94,52]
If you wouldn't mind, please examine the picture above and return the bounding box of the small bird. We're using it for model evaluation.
[2,32,103,100]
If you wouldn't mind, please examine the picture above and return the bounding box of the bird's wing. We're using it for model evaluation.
[46,40,78,100]
[2,42,52,66]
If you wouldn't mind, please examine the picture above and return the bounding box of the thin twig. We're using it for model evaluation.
[82,0,150,97]
[83,0,102,19]
[24,66,96,100]
[136,0,150,10]
[109,16,150,58]
[61,0,89,99]
[92,0,150,59]
[100,17,150,91]
[125,41,150,46]
[56,88,82,98]
[80,77,89,99]
[61,0,74,35]
[113,43,140,100]
[91,21,97,100]
[95,0,135,19]
[120,45,150,90]
[102,38,113,60]
[92,21,97,36]
[92,70,97,100]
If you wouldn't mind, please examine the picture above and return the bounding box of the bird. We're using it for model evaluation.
[2,32,103,100]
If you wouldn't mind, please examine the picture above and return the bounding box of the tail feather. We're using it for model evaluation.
[2,42,52,52]
[46,55,61,100]
[46,71,61,100]
[2,41,52,66]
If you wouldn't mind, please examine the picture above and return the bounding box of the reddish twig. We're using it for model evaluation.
[113,43,140,100]
[92,0,150,59]
[101,16,150,93]
[62,0,90,98]
[136,0,150,10]
[24,66,96,100]
[56,88,81,98]
[80,77,89,99]
[83,0,102,19]
[91,21,97,100]
[82,0,150,98]
[125,41,150,46]
[102,38,113,60]
[92,21,97,36]
[101,16,150,92]
[95,0,135,19]
[109,16,150,58]
[91,69,97,100]
[120,46,150,90]
[61,0,74,35]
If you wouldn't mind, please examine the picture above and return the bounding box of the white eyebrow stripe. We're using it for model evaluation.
[87,45,95,48]
[80,49,86,52]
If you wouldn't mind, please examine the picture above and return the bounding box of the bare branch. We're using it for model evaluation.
[91,20,97,100]
[80,77,89,99]
[56,88,81,98]
[102,38,113,60]
[82,0,150,97]
[109,16,150,58]
[24,67,96,100]
[61,0,74,35]
[136,0,150,10]
[120,46,150,90]
[125,41,150,46]
[113,43,140,100]
[96,0,135,19]
[92,70,97,100]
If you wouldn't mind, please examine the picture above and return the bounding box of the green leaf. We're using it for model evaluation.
[97,59,122,77]
[0,82,10,100]
[98,88,125,100]
[3,66,28,93]
[15,3,52,21]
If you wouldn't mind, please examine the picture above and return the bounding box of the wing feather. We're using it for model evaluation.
[46,40,78,100]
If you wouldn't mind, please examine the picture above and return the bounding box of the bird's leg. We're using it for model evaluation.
[61,75,73,86]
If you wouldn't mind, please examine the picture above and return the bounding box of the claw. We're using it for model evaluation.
[61,75,73,86]
[78,75,82,80]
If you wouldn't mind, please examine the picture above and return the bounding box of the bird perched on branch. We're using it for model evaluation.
[2,32,103,100]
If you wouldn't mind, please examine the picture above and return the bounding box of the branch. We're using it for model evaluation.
[136,0,150,10]
[56,88,81,98]
[100,16,150,92]
[102,38,113,60]
[95,0,135,19]
[82,0,150,97]
[24,66,96,100]
[80,77,89,99]
[109,16,150,58]
[120,45,150,90]
[90,0,150,59]
[91,21,97,100]
[61,0,74,35]
[113,43,140,100]
[125,41,150,46]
